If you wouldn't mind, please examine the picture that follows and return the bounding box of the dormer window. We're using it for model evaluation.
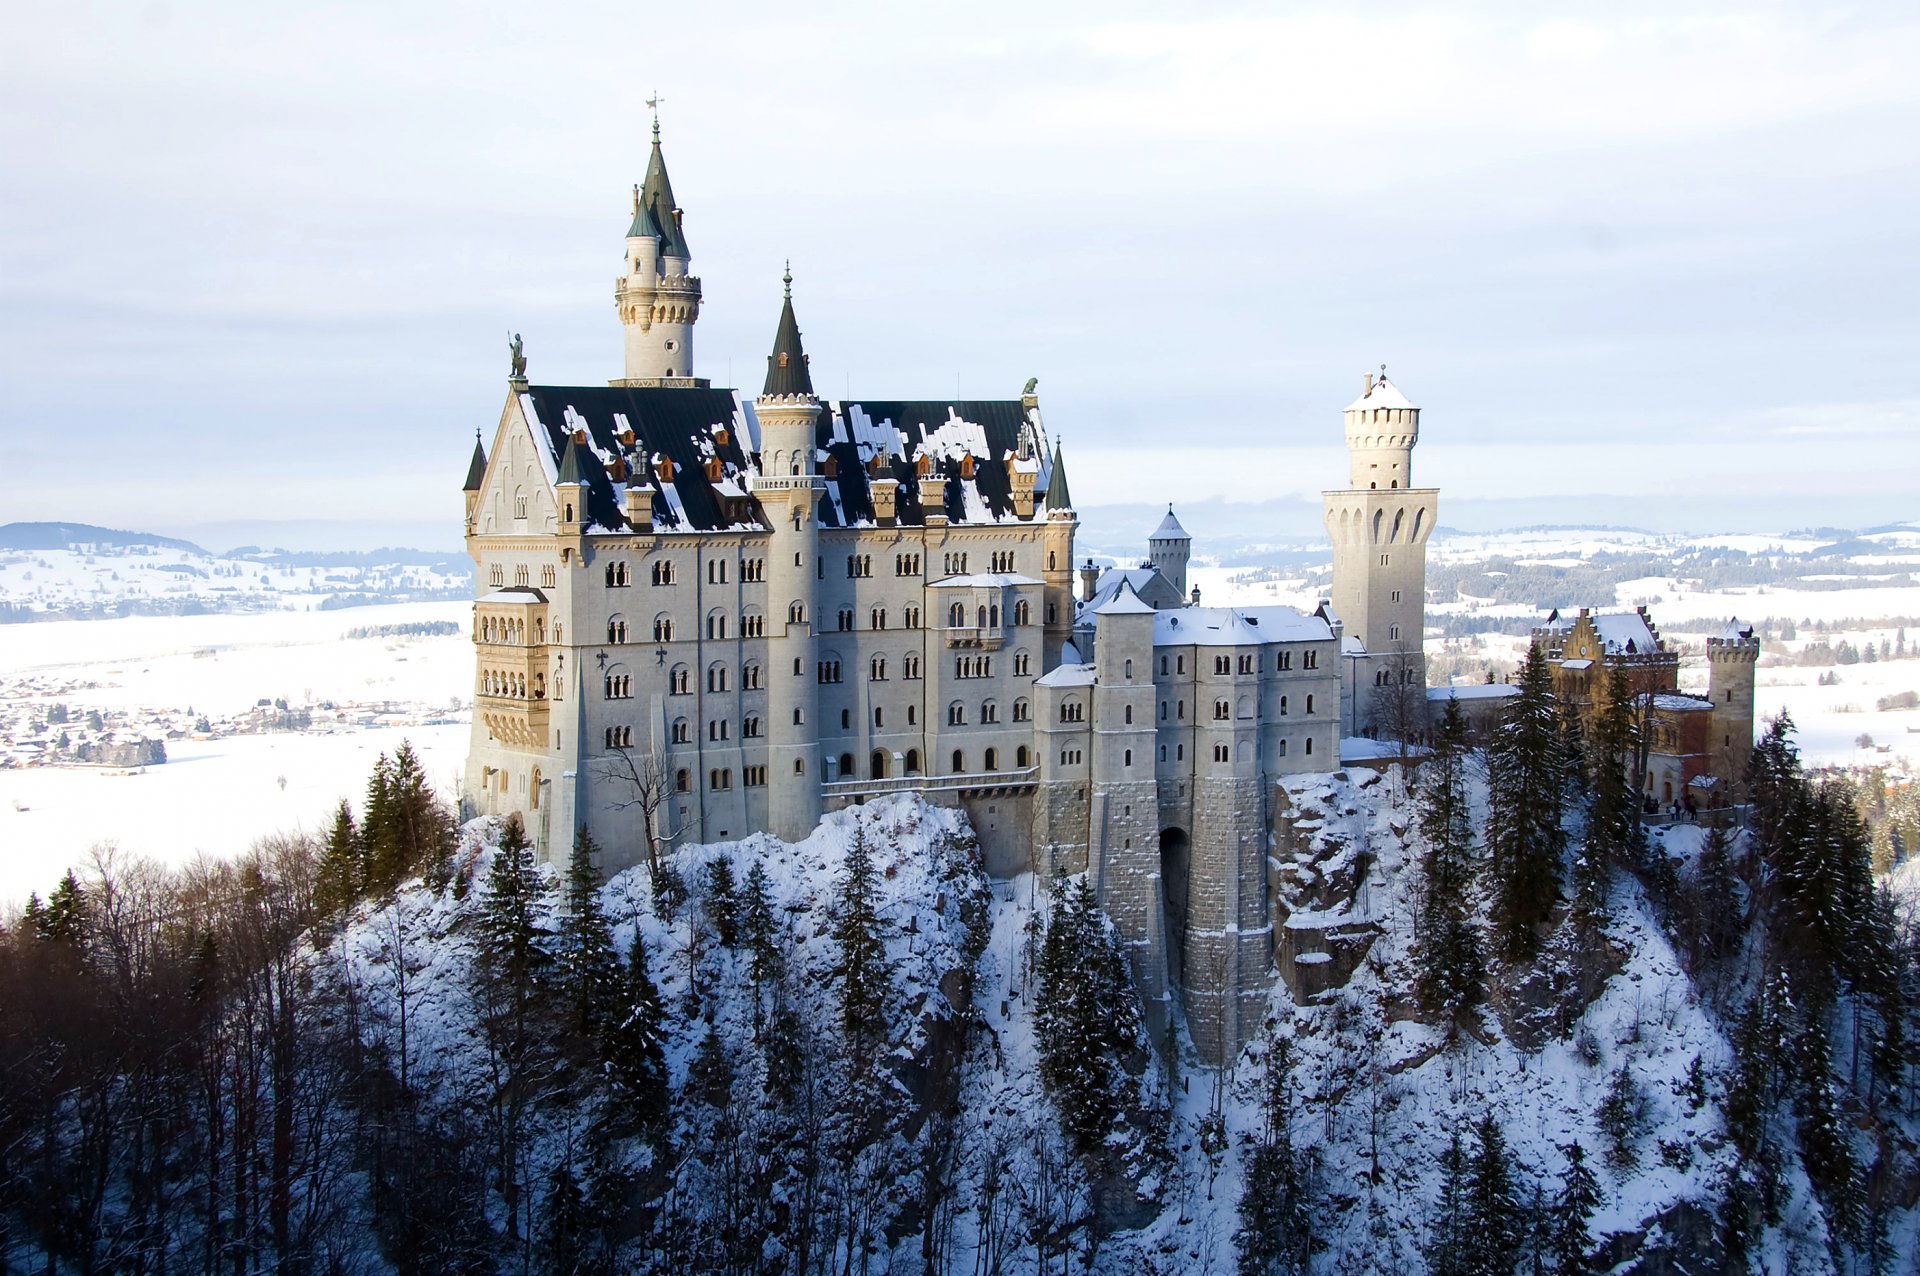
[778,353,790,367]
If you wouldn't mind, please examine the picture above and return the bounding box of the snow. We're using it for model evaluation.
[1155,605,1333,645]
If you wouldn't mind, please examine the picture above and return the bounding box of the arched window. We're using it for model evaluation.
[871,750,889,780]
[949,602,965,627]
[1014,599,1030,626]
[669,665,690,695]
[1124,705,1133,724]
[1124,659,1132,679]
[838,752,854,780]
[675,768,690,792]
[948,701,966,726]
[652,614,673,642]
[1305,694,1315,715]
[905,748,921,775]
[1305,737,1314,755]
[1016,745,1030,767]
[951,749,964,774]
[1123,749,1132,767]
[788,601,807,624]
[984,747,998,771]
[1013,697,1030,722]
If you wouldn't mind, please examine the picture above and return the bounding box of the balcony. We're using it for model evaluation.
[944,626,1005,651]
[821,766,1037,801]
[477,692,549,749]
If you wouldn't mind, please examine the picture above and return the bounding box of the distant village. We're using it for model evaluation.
[0,679,463,774]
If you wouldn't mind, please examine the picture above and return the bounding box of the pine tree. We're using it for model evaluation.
[1689,824,1741,964]
[832,820,891,1069]
[538,1162,589,1276]
[360,751,400,893]
[1596,1065,1643,1169]
[1461,1111,1524,1272]
[1425,1130,1471,1276]
[1035,877,1144,1155]
[1235,1030,1312,1274]
[314,798,362,920]
[1413,697,1483,1018]
[1577,665,1640,922]
[601,933,667,1134]
[36,869,90,951]
[1487,642,1566,957]
[1549,1141,1599,1274]
[558,826,620,1037]
[704,854,739,947]
[479,816,549,989]
[741,859,782,985]
[1793,1006,1861,1243]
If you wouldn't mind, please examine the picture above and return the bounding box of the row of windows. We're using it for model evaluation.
[478,616,545,645]
[482,669,545,699]
[944,698,1029,725]
[1162,648,1321,677]
[604,559,770,588]
[1372,668,1418,686]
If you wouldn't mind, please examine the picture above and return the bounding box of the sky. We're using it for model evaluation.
[1,1,1917,551]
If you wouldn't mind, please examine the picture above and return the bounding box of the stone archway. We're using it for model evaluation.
[1160,827,1191,987]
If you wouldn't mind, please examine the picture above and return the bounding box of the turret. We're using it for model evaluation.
[612,118,704,386]
[1148,505,1191,602]
[1323,368,1436,738]
[462,432,487,531]
[1343,369,1420,490]
[1707,619,1760,791]
[751,269,824,840]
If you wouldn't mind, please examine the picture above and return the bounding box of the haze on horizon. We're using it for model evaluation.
[2,1,1917,552]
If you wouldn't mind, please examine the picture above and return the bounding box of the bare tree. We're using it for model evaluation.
[595,743,682,891]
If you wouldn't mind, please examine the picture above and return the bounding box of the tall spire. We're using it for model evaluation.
[640,120,689,259]
[626,182,660,239]
[762,269,813,398]
[1044,440,1072,511]
[462,431,487,491]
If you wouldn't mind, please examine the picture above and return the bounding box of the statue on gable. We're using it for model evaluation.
[508,332,527,381]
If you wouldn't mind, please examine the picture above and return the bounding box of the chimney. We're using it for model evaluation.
[1079,559,1099,603]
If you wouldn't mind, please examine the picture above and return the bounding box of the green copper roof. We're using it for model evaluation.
[1044,441,1071,510]
[640,137,689,259]
[462,435,487,491]
[556,436,594,486]
[761,272,814,397]
[626,190,661,240]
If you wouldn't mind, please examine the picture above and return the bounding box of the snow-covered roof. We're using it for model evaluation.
[1094,583,1156,617]
[1081,565,1182,614]
[1560,657,1593,670]
[1717,618,1755,642]
[1592,611,1658,654]
[1058,639,1082,664]
[1151,506,1189,540]
[1648,693,1712,712]
[928,572,1043,589]
[1035,663,1095,688]
[1426,684,1521,702]
[1152,605,1332,647]
[1341,635,1367,655]
[1344,373,1417,413]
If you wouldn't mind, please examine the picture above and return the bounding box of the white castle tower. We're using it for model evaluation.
[1148,506,1191,602]
[1324,370,1434,736]
[751,268,824,840]
[612,118,704,387]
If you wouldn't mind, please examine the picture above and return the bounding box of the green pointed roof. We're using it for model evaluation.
[762,270,814,398]
[1044,441,1071,511]
[462,435,487,491]
[626,184,661,239]
[556,436,594,486]
[640,131,689,259]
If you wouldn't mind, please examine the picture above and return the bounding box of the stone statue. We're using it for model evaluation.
[509,332,527,380]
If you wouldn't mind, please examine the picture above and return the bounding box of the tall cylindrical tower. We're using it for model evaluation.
[613,120,703,385]
[753,270,823,840]
[1707,620,1759,793]
[1323,370,1436,739]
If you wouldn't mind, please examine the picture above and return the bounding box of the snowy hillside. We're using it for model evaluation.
[0,522,470,619]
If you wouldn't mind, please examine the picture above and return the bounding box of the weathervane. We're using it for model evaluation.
[646,91,664,139]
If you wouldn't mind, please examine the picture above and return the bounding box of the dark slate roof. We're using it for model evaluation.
[762,281,813,397]
[626,189,661,240]
[1044,441,1071,510]
[555,436,593,486]
[640,138,689,259]
[818,400,1028,527]
[462,436,488,491]
[519,385,752,532]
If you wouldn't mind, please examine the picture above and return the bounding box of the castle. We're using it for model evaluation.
[459,126,1756,1059]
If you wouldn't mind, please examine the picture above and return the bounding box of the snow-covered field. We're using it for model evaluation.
[0,723,468,905]
[0,601,473,905]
